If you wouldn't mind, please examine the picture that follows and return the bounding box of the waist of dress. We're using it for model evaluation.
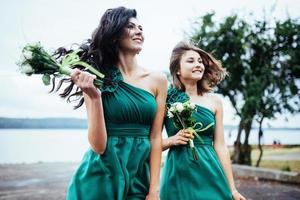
[106,122,151,137]
[192,137,213,146]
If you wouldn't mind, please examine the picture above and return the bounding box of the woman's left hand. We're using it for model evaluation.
[232,190,246,200]
[145,191,160,200]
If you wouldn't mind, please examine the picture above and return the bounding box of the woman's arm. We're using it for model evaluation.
[71,69,107,155]
[213,95,246,200]
[146,73,168,200]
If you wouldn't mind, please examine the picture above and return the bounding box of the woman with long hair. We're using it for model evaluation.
[160,41,246,200]
[56,7,167,200]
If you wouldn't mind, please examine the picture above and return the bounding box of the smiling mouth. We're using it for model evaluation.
[192,70,203,73]
[133,38,143,42]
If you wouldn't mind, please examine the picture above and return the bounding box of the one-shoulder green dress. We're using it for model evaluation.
[160,86,232,200]
[67,67,157,200]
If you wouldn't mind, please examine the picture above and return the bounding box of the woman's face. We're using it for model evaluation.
[119,17,144,54]
[177,50,205,82]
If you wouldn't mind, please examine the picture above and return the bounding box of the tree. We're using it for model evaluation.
[190,12,300,165]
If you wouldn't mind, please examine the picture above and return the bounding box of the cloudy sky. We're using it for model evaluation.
[0,0,299,127]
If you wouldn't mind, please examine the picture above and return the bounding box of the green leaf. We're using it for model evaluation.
[42,74,51,85]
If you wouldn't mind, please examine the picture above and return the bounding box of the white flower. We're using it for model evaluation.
[23,50,33,60]
[169,106,175,112]
[167,110,174,118]
[175,102,184,113]
[21,65,34,74]
[190,102,196,110]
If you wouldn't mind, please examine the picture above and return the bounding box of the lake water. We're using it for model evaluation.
[0,128,299,164]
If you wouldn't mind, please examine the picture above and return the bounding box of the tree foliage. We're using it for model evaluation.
[190,12,300,165]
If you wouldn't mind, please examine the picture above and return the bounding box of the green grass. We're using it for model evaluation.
[252,146,300,173]
[230,146,300,173]
[251,146,300,158]
[256,160,300,173]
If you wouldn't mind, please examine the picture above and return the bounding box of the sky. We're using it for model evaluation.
[0,0,299,128]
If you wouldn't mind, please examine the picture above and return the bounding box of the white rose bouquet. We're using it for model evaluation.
[167,101,213,160]
[18,42,104,86]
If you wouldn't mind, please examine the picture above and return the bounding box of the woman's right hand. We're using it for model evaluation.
[232,190,246,200]
[169,129,194,146]
[71,69,101,99]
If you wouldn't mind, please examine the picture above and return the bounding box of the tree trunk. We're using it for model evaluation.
[233,118,253,165]
[242,120,253,165]
[256,117,264,167]
[232,120,243,164]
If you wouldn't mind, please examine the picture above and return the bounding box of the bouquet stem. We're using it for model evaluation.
[175,112,200,161]
[189,139,199,160]
[59,65,74,76]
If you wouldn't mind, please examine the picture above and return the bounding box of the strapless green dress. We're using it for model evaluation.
[160,86,232,200]
[67,67,157,200]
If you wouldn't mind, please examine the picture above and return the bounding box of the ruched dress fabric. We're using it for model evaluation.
[160,86,232,200]
[67,67,157,200]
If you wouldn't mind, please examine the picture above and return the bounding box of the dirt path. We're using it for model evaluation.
[0,162,299,200]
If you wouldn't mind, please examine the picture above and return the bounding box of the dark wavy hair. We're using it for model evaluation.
[51,7,137,108]
[169,41,227,95]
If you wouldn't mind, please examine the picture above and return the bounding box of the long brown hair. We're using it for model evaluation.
[53,7,137,109]
[169,41,227,94]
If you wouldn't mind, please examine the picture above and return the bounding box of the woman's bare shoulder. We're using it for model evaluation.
[205,92,223,109]
[140,67,168,84]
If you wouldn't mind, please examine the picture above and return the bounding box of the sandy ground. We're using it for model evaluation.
[0,162,299,200]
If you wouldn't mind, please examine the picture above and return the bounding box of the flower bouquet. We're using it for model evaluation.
[167,101,214,160]
[18,42,104,87]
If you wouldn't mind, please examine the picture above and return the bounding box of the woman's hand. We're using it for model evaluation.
[169,129,194,146]
[232,190,246,200]
[71,69,101,99]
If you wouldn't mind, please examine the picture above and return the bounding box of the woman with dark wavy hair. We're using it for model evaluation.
[160,41,246,200]
[62,7,167,200]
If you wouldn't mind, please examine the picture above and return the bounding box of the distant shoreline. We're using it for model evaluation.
[0,127,299,130]
[0,117,87,129]
[0,127,87,129]
[0,117,299,130]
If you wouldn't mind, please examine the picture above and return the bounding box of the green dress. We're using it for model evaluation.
[67,67,157,200]
[160,86,232,200]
